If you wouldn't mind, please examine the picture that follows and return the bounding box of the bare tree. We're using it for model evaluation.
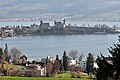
[10,47,22,64]
[46,62,53,77]
[78,53,84,62]
[69,49,79,60]
[53,55,60,73]
[20,55,28,65]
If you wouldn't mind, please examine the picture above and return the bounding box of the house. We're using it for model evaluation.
[93,62,98,68]
[41,56,56,64]
[76,61,99,72]
[40,67,46,76]
[79,61,86,71]
[54,20,64,29]
[68,60,76,66]
[41,58,47,64]
[49,56,56,63]
[0,26,15,37]
[29,24,39,33]
[40,20,50,30]
[74,61,86,72]
[20,64,46,77]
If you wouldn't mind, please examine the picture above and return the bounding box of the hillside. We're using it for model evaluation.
[0,0,120,21]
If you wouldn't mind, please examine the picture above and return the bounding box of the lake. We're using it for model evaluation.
[0,34,119,61]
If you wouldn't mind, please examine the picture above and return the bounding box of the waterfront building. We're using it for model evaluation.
[53,20,65,29]
[40,20,50,30]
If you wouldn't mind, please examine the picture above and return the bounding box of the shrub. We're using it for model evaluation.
[71,72,76,78]
[77,71,81,78]
[26,71,36,77]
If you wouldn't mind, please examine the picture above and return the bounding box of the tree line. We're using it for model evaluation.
[0,44,27,65]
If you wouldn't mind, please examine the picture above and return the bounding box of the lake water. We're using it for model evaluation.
[0,21,120,61]
[0,34,119,61]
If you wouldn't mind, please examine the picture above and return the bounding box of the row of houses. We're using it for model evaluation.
[0,26,15,38]
[18,56,88,77]
[0,55,111,77]
[14,19,120,35]
[18,54,102,77]
[1,19,120,36]
[14,19,66,35]
[20,56,56,77]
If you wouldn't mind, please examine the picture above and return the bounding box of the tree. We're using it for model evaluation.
[69,49,78,60]
[32,60,37,64]
[63,51,69,72]
[108,36,120,79]
[10,47,22,64]
[96,55,113,80]
[4,43,9,62]
[59,60,63,72]
[56,55,59,61]
[0,48,4,63]
[86,53,94,76]
[95,36,120,80]
[46,62,53,77]
[78,53,83,62]
[20,55,28,65]
[53,55,60,73]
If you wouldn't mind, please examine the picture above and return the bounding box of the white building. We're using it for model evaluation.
[20,64,46,77]
[41,58,47,64]
[69,60,76,66]
[41,56,56,64]
[78,61,86,71]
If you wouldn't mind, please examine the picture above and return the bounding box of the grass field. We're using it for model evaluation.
[0,72,90,80]
[0,76,89,80]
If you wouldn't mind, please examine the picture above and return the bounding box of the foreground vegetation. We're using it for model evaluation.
[0,72,89,80]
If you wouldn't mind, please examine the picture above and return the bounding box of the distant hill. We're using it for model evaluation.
[0,0,120,21]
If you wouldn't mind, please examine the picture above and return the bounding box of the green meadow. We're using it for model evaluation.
[0,72,90,80]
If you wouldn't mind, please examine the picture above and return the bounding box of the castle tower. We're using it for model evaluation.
[63,19,66,28]
[63,19,65,24]
[40,20,43,26]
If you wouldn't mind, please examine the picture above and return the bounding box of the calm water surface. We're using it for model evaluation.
[0,34,119,60]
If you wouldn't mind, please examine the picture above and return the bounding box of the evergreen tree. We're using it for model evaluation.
[86,53,94,76]
[0,48,3,58]
[0,48,5,62]
[46,56,50,64]
[4,43,9,62]
[59,60,63,72]
[63,51,68,72]
[96,54,113,80]
[96,36,120,80]
[56,55,59,61]
[108,36,120,79]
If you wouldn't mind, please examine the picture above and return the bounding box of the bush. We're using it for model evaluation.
[26,71,36,77]
[71,71,81,78]
[71,72,76,78]
[77,71,81,78]
[7,68,20,76]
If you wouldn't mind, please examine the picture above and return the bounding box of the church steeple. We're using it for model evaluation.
[40,20,43,26]
[63,19,65,24]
